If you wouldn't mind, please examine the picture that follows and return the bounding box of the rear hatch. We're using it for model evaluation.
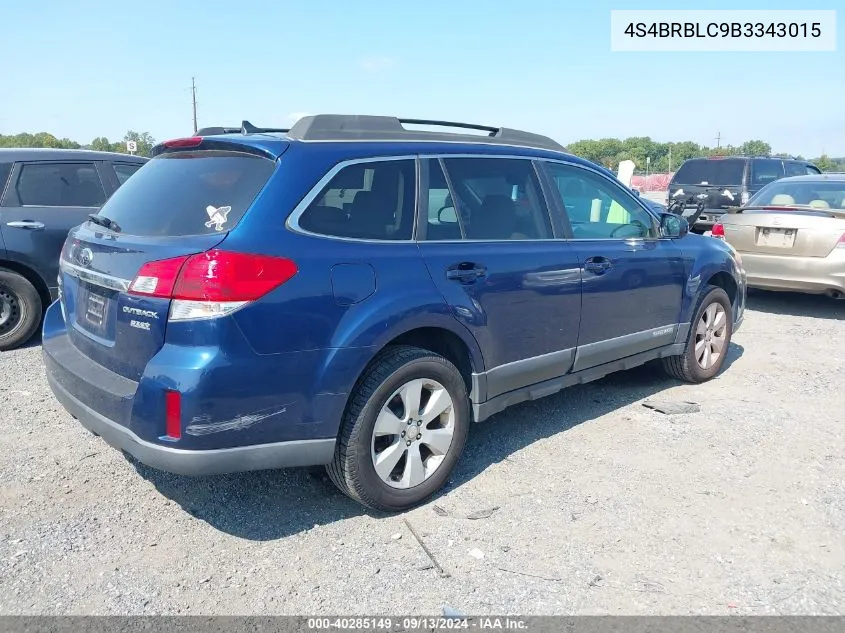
[721,208,845,257]
[58,141,282,381]
[668,158,746,213]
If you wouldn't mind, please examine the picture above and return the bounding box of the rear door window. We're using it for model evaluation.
[750,159,785,187]
[15,162,106,207]
[438,157,552,240]
[672,159,745,186]
[113,162,142,186]
[298,159,416,240]
[0,162,12,203]
[92,150,275,236]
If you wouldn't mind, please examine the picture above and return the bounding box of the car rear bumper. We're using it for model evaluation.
[741,249,845,295]
[41,300,352,475]
[45,368,336,475]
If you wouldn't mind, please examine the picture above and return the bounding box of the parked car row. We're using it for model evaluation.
[0,149,147,350]
[4,116,837,513]
[667,155,821,232]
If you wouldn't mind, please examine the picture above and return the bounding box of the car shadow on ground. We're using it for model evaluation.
[133,343,744,541]
[746,289,844,320]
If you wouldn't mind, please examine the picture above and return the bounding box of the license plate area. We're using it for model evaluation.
[756,227,796,248]
[76,285,112,336]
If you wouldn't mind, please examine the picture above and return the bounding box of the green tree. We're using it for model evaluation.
[90,136,113,152]
[812,154,840,172]
[739,140,771,156]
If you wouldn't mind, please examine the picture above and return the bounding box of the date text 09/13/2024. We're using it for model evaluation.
[306,617,528,630]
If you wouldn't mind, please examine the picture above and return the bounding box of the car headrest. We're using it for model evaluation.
[770,194,795,206]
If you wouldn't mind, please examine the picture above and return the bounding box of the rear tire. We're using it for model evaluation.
[0,269,42,352]
[662,285,733,383]
[327,345,470,512]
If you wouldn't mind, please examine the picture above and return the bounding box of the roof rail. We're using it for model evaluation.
[285,114,564,151]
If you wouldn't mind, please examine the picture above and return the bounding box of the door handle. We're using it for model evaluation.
[7,221,45,230]
[584,257,613,275]
[446,263,487,283]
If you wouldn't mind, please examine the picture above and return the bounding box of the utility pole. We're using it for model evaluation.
[668,146,672,172]
[715,131,721,149]
[191,77,198,134]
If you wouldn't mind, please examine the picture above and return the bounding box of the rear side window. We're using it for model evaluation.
[16,162,106,207]
[672,159,745,186]
[439,157,552,240]
[0,162,12,202]
[113,162,142,186]
[298,159,416,240]
[94,150,275,237]
[750,159,785,187]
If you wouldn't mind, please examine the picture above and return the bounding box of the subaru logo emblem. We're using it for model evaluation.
[79,248,93,267]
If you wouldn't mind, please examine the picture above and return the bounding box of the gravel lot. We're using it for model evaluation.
[1,291,843,616]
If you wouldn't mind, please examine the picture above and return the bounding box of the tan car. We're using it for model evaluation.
[712,173,845,298]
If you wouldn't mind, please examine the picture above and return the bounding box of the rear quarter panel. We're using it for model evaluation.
[674,234,745,324]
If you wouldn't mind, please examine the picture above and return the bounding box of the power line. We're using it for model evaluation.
[191,77,198,134]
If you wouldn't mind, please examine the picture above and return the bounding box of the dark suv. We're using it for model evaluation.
[0,149,147,350]
[42,115,746,511]
[668,156,821,231]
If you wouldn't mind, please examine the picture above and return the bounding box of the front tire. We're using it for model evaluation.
[327,345,470,512]
[0,269,42,352]
[662,285,733,383]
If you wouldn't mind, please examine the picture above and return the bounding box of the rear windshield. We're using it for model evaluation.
[92,150,275,236]
[672,159,745,186]
[749,180,845,209]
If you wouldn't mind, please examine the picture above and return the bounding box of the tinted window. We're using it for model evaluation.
[16,162,106,207]
[113,163,141,186]
[0,162,12,202]
[672,158,745,186]
[750,159,785,187]
[440,157,552,240]
[299,159,415,240]
[92,150,274,237]
[783,161,807,177]
[422,159,462,240]
[545,162,656,239]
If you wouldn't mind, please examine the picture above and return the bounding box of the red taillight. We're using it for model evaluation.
[129,256,190,298]
[163,137,203,148]
[837,232,845,248]
[711,223,726,239]
[165,390,181,440]
[129,250,298,302]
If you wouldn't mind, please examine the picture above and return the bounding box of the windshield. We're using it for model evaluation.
[91,150,276,237]
[748,180,845,209]
[672,159,745,186]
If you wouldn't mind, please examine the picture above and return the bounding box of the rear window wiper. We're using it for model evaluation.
[88,214,121,232]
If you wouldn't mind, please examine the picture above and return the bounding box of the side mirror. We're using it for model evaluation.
[659,212,689,238]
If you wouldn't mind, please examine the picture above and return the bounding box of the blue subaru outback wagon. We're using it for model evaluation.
[43,115,746,511]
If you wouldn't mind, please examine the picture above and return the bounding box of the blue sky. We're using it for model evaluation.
[1,0,842,157]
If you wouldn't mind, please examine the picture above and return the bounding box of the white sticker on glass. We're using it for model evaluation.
[205,205,232,231]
